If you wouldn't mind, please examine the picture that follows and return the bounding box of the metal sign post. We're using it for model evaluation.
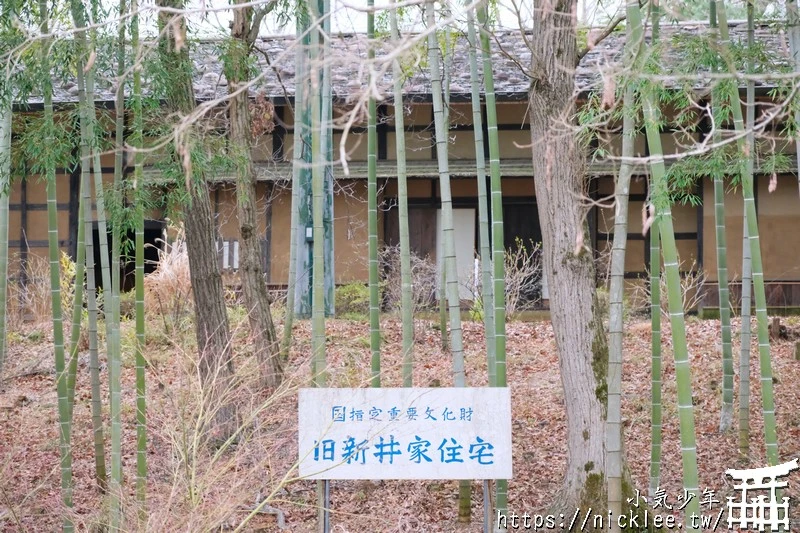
[323,479,330,533]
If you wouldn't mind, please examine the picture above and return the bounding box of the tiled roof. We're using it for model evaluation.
[37,20,793,104]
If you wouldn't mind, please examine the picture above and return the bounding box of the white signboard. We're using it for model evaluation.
[298,387,512,480]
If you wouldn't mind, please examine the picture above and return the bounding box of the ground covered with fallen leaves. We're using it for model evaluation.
[2,309,800,532]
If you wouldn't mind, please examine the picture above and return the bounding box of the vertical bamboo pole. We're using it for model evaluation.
[477,0,507,515]
[466,7,496,387]
[108,1,126,527]
[715,0,778,465]
[132,0,147,515]
[649,213,662,496]
[606,51,637,533]
[39,3,75,528]
[629,0,701,526]
[738,0,755,458]
[709,0,734,433]
[71,0,108,490]
[426,0,470,520]
[389,0,414,387]
[367,0,381,387]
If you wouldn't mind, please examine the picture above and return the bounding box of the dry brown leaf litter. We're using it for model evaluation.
[1,314,800,531]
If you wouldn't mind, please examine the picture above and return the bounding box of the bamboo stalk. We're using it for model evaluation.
[647,0,663,497]
[367,0,381,387]
[426,0,465,389]
[131,0,147,514]
[466,7,496,387]
[738,0,755,458]
[606,54,637,533]
[310,0,326,391]
[0,102,7,383]
[426,1,470,520]
[629,0,701,526]
[39,3,75,529]
[108,0,126,526]
[309,3,327,530]
[476,0,507,515]
[70,0,108,491]
[649,213,662,496]
[84,2,114,356]
[708,0,735,434]
[715,0,778,466]
[389,0,414,387]
[281,10,306,361]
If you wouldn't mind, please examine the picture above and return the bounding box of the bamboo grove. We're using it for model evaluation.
[1,0,800,530]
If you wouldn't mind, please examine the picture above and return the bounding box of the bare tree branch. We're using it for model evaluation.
[577,11,626,62]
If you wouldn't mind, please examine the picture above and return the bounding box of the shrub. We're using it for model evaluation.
[118,290,136,319]
[465,239,543,320]
[335,282,370,316]
[504,238,542,319]
[374,245,440,344]
[379,244,438,314]
[630,259,708,316]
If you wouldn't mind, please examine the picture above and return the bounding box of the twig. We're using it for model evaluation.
[240,502,286,529]
[577,12,627,62]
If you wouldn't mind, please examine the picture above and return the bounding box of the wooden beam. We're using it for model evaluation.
[264,181,272,280]
[19,172,28,286]
[273,105,285,161]
[68,146,81,260]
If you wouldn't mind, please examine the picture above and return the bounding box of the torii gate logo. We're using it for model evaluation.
[726,458,799,531]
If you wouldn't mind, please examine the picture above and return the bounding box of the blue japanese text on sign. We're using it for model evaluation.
[298,387,512,480]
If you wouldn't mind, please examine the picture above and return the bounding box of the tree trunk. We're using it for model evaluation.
[229,1,282,389]
[156,0,236,442]
[528,0,608,511]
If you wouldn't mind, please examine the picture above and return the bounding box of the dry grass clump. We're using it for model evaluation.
[6,251,77,331]
[630,258,708,315]
[144,225,193,334]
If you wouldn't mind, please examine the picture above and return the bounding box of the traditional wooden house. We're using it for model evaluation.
[9,21,800,311]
